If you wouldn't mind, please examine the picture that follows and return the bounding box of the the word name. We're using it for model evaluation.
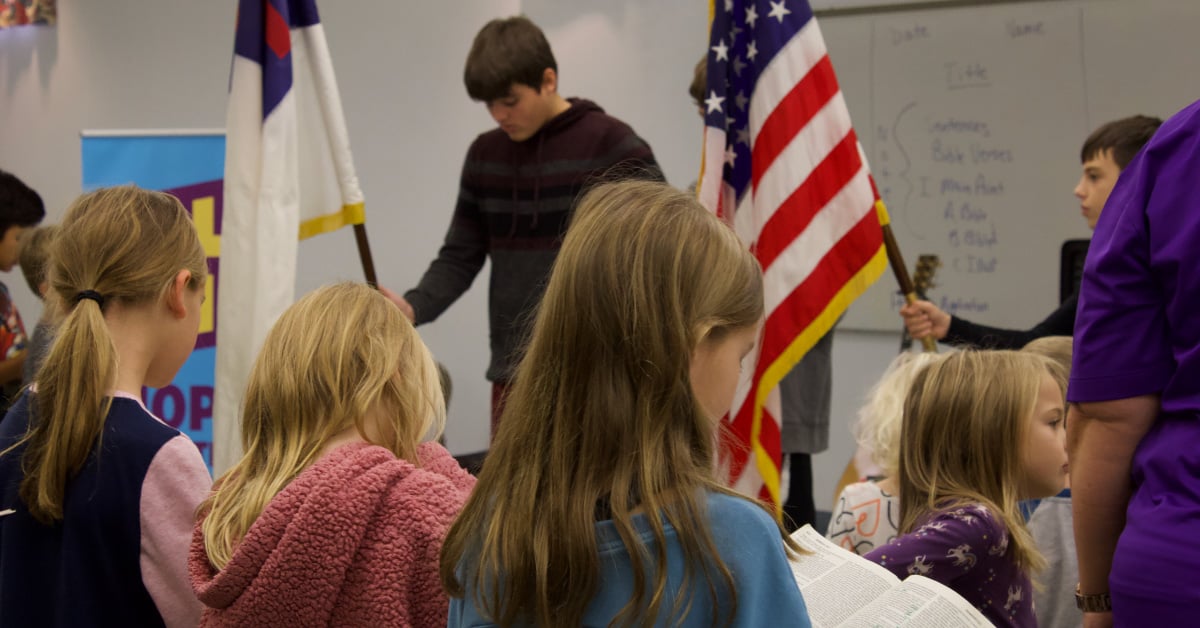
[1006,19,1044,38]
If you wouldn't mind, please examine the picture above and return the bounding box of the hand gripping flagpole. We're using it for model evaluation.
[876,200,937,353]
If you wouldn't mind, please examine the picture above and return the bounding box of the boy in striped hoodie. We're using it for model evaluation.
[383,16,662,438]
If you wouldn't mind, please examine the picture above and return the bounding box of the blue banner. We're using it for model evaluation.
[81,133,224,471]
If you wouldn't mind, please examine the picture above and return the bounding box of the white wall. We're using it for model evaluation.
[0,0,905,506]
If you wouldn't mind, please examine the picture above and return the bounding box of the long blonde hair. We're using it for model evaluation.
[853,352,943,477]
[9,186,207,524]
[440,180,775,627]
[200,282,445,569]
[897,350,1063,573]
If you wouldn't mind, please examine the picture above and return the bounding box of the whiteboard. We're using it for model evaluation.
[819,0,1200,331]
[812,0,971,12]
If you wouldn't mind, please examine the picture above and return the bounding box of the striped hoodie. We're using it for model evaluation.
[404,98,662,381]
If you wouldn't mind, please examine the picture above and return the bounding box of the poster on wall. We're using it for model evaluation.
[0,0,54,28]
[81,130,224,471]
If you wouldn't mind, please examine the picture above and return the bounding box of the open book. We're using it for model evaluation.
[789,525,990,627]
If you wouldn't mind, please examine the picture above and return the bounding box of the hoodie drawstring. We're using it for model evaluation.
[508,132,546,236]
[531,132,544,230]
[508,141,519,237]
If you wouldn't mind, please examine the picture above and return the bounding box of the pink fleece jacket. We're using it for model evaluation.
[190,441,475,627]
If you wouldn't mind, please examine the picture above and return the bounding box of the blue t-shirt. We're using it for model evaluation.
[449,492,811,627]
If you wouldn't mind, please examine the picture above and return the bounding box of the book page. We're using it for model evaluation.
[788,525,902,628]
[838,575,991,627]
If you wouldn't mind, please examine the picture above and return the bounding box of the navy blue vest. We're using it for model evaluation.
[0,394,178,627]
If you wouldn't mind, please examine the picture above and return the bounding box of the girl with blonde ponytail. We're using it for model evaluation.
[0,186,211,627]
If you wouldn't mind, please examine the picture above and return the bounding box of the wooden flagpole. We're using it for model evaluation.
[353,223,378,288]
[829,217,936,509]
[881,224,937,353]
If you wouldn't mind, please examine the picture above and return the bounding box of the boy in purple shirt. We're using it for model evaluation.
[1068,98,1200,626]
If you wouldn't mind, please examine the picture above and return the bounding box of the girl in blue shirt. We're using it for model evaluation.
[439,181,811,627]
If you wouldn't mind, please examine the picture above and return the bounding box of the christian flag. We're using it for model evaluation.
[213,0,365,473]
[697,0,887,510]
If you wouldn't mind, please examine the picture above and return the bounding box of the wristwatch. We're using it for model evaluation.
[1075,584,1112,612]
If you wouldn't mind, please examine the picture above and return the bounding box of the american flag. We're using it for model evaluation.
[697,0,888,510]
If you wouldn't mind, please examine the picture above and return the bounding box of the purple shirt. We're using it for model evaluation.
[1067,99,1200,623]
[1068,98,1200,413]
[864,504,1034,628]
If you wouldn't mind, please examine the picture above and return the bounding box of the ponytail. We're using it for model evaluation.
[17,293,117,523]
[2,185,207,524]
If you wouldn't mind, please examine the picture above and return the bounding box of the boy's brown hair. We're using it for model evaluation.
[0,169,45,240]
[463,16,557,102]
[1080,115,1162,169]
[18,224,57,297]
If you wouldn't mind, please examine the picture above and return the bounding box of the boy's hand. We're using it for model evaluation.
[899,300,951,341]
[378,286,415,323]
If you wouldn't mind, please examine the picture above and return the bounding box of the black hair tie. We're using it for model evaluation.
[74,290,105,307]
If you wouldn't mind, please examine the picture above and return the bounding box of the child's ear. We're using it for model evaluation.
[166,269,193,319]
[540,68,558,94]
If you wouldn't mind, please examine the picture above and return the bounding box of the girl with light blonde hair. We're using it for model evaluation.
[863,350,1068,627]
[440,180,811,627]
[826,351,943,554]
[191,282,474,627]
[0,185,211,626]
[1022,335,1072,382]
